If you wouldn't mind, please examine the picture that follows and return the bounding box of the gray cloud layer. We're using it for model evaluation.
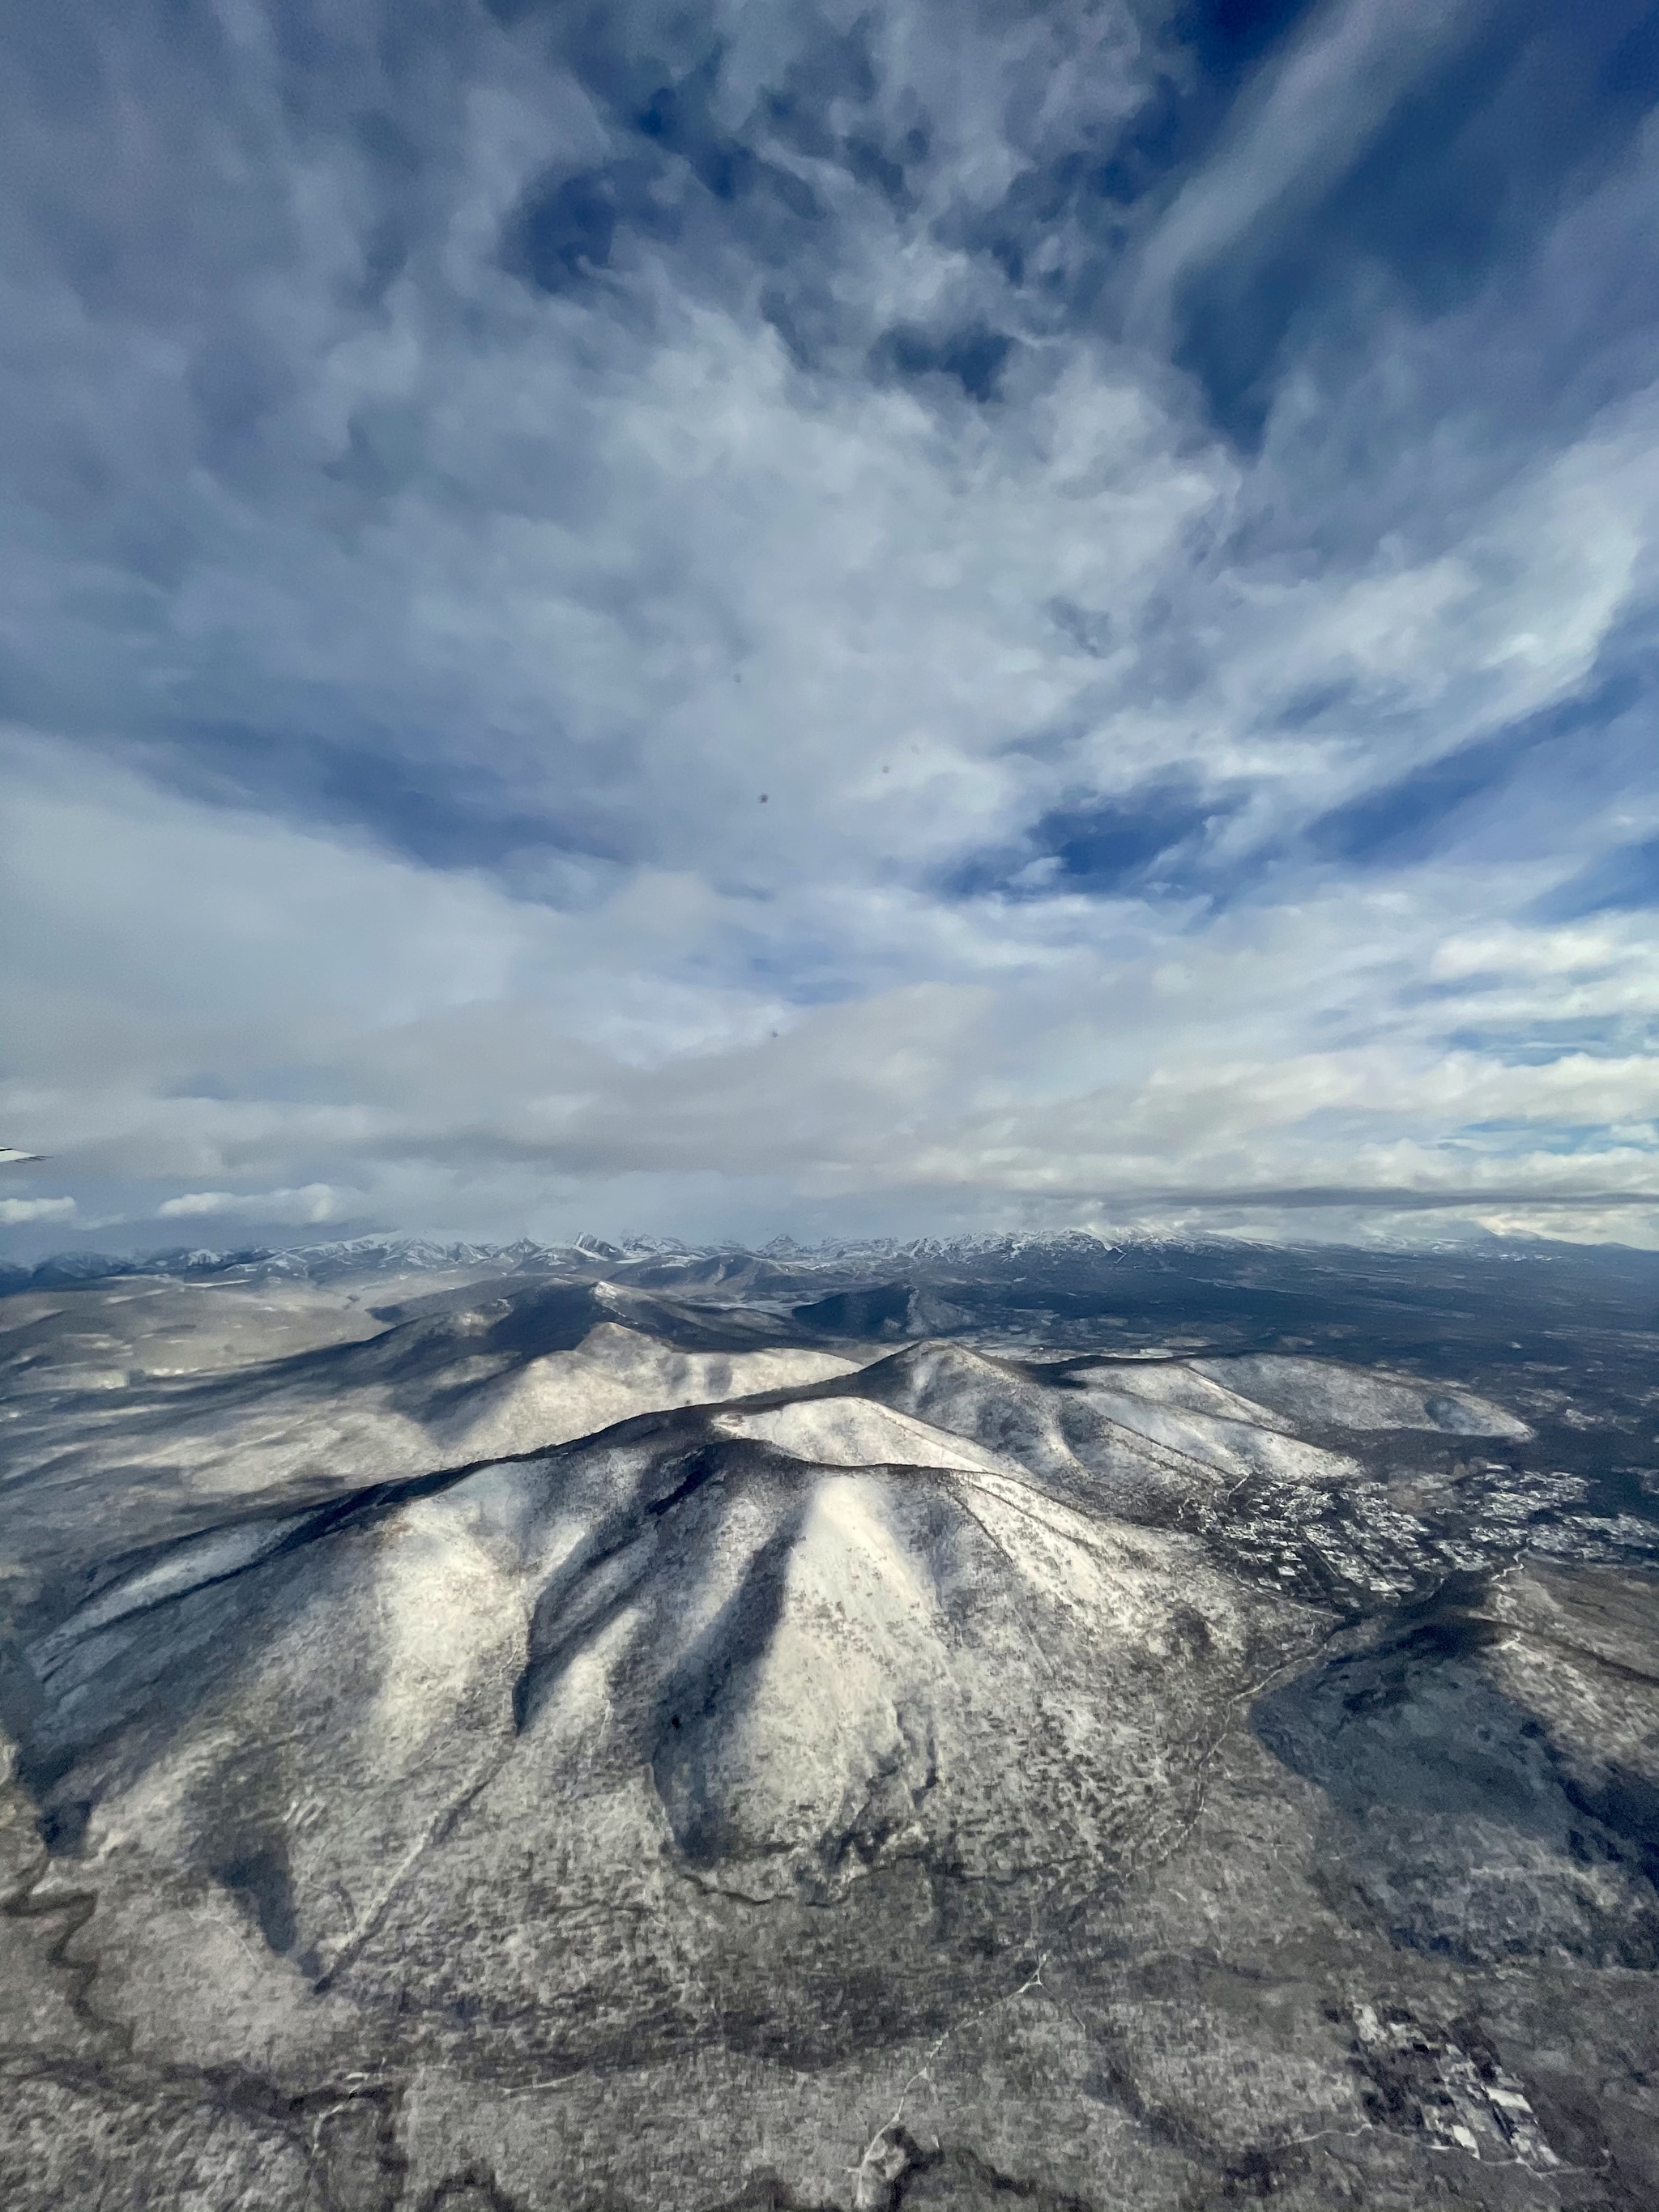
[3,0,1658,1251]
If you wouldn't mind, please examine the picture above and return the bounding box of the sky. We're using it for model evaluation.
[3,0,1659,1257]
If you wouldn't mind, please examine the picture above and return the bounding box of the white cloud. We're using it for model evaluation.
[155,1185,352,1238]
[0,1196,76,1225]
[0,2,1656,1251]
[156,1184,349,1224]
[5,735,1656,1247]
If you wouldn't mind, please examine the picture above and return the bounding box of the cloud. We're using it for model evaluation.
[1,1,1657,1251]
[156,1185,349,1224]
[1131,0,1494,339]
[0,1196,77,1225]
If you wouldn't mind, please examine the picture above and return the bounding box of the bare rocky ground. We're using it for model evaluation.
[2,1235,1657,2210]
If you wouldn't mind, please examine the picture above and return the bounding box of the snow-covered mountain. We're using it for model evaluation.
[0,1225,1156,1294]
[2,1242,1657,2211]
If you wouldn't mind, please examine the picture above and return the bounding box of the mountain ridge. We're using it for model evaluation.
[4,1244,1659,2210]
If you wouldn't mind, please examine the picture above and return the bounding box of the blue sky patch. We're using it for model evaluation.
[951,782,1230,901]
[1534,836,1659,923]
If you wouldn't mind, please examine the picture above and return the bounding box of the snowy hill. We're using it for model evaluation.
[2,1243,1657,2211]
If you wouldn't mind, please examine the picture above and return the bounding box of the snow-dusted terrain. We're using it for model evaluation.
[2,1234,1658,2210]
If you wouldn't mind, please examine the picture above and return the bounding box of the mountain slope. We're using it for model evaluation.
[6,1269,1656,2212]
[15,1375,1318,1997]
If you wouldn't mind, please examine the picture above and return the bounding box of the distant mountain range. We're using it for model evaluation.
[0,1226,1154,1291]
[10,1219,1637,1297]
